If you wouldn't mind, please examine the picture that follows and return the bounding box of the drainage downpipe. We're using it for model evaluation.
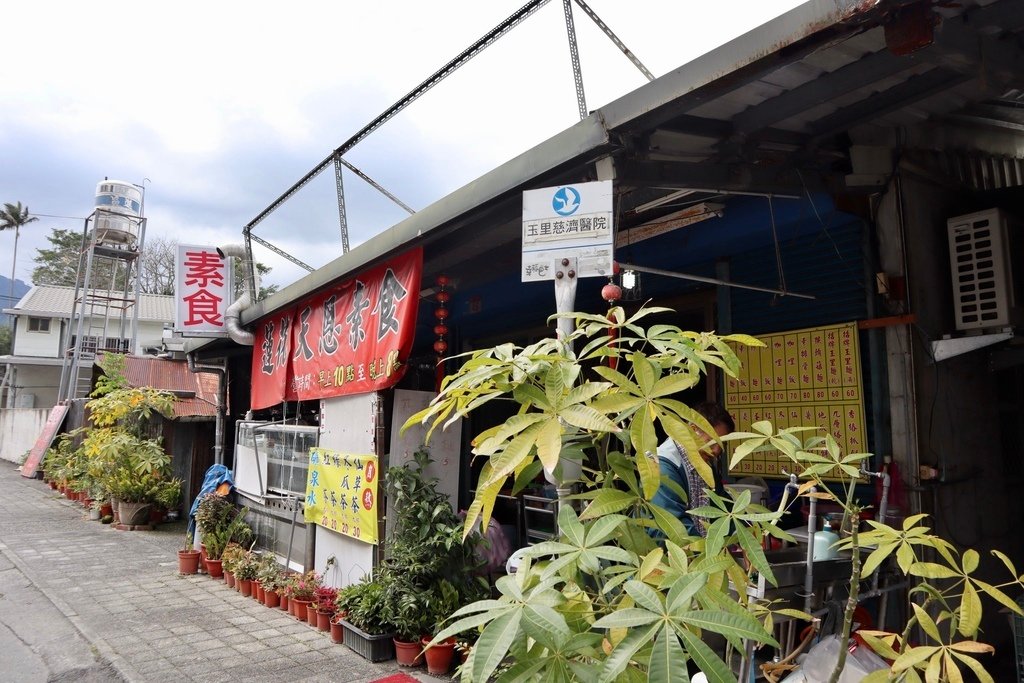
[216,244,259,347]
[187,353,226,466]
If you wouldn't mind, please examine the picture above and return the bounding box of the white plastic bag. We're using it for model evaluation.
[797,635,887,682]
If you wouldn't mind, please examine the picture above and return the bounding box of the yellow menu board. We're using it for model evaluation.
[725,322,866,480]
[304,448,379,544]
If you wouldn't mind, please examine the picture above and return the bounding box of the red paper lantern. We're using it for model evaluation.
[433,339,448,354]
[436,274,450,287]
[434,307,449,320]
[433,324,449,336]
[602,283,622,303]
[435,290,451,304]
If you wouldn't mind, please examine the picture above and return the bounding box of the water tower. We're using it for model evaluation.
[58,179,148,401]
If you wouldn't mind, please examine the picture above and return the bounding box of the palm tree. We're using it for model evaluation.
[1,202,39,325]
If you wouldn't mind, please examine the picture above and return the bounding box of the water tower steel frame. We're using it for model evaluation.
[58,183,147,402]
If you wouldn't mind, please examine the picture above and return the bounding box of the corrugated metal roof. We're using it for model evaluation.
[112,355,219,419]
[8,285,174,321]
[180,0,1021,358]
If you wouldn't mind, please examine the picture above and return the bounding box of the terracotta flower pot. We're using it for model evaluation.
[279,595,290,612]
[204,558,223,578]
[99,502,113,517]
[394,637,424,667]
[306,602,318,626]
[329,618,345,644]
[177,549,201,575]
[292,598,311,621]
[264,589,280,609]
[422,636,456,675]
[238,579,252,597]
[225,570,235,588]
[255,582,265,602]
[316,609,332,631]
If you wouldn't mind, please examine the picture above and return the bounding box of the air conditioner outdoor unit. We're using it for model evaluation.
[947,208,1022,331]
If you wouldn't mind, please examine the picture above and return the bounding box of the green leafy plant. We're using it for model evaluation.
[153,478,183,511]
[195,495,252,560]
[233,552,260,581]
[377,449,488,642]
[337,577,392,636]
[256,556,285,593]
[408,306,1023,683]
[718,423,1024,682]
[221,543,247,574]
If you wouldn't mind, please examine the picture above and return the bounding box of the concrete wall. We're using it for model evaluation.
[0,408,50,463]
[13,316,62,357]
[8,365,61,409]
[12,316,166,358]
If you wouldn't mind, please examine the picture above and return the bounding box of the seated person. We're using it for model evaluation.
[650,401,735,538]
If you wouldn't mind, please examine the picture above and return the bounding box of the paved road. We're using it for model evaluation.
[0,464,434,683]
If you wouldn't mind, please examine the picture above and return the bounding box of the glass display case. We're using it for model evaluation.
[234,421,319,499]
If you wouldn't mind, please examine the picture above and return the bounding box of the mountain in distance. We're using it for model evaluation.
[0,275,31,324]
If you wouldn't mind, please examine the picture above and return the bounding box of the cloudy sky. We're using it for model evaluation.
[2,0,803,292]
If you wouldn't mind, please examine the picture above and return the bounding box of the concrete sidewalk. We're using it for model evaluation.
[0,464,439,683]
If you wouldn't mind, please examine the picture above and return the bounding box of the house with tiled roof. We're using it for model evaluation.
[0,284,176,409]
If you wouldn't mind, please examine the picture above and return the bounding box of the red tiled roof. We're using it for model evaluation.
[116,355,220,419]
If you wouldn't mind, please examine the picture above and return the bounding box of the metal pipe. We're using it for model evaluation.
[187,353,226,466]
[616,262,816,299]
[804,487,817,614]
[216,244,259,346]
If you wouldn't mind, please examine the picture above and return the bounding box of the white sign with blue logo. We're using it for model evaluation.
[522,180,614,282]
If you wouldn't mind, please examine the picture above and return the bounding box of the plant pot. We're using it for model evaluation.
[99,502,113,517]
[279,595,289,612]
[292,598,312,621]
[177,549,201,575]
[225,570,235,588]
[238,578,253,597]
[255,582,265,602]
[88,507,100,520]
[264,589,280,609]
[149,506,166,525]
[422,636,457,675]
[394,637,424,667]
[306,602,318,626]
[316,609,332,632]
[110,497,121,525]
[204,558,223,578]
[340,619,394,662]
[119,501,152,526]
[330,618,345,644]
[198,544,207,574]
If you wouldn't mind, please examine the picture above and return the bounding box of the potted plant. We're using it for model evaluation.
[234,551,259,597]
[221,543,245,588]
[288,570,319,622]
[177,532,201,575]
[313,585,338,631]
[336,577,394,662]
[256,556,284,608]
[377,449,487,665]
[420,580,462,675]
[198,501,251,579]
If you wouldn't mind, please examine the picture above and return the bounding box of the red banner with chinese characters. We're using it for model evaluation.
[250,248,422,410]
